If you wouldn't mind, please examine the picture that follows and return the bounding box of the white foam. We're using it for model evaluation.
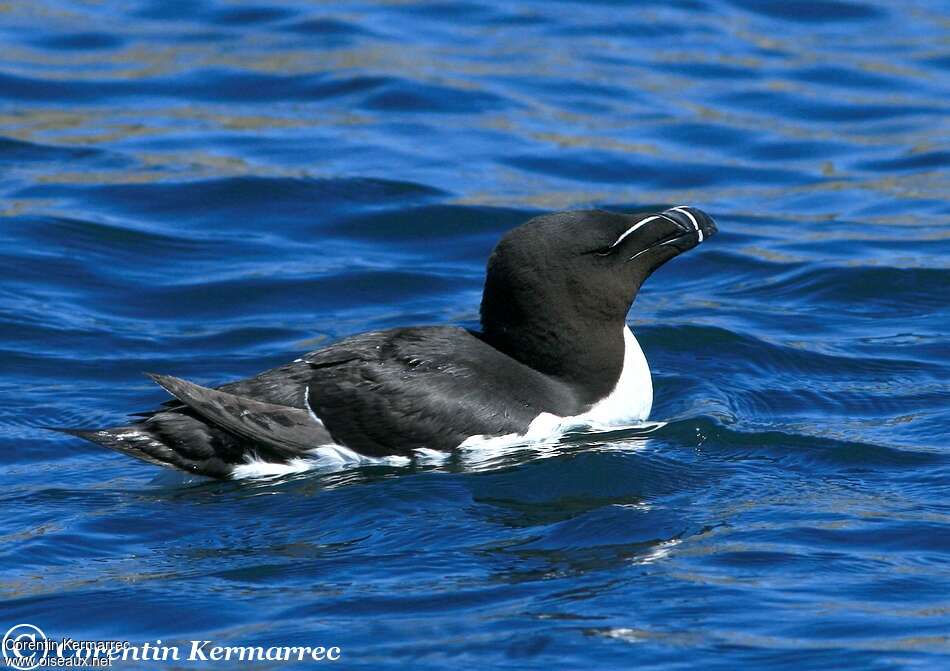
[230,443,410,480]
[413,448,450,465]
[457,424,663,472]
[633,537,681,564]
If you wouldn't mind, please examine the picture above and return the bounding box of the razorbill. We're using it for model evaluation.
[56,206,717,479]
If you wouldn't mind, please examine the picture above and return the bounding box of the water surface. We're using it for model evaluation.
[1,0,948,668]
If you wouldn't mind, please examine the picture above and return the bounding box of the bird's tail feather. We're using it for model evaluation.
[49,371,330,480]
[48,412,242,480]
[47,425,184,470]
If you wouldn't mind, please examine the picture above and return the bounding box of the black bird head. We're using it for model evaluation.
[482,206,717,328]
[479,206,717,397]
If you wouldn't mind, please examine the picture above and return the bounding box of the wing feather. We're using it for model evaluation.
[147,373,332,456]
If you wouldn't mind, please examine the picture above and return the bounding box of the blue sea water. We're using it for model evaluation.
[1,0,948,668]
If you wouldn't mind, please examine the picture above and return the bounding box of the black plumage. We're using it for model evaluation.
[55,206,716,479]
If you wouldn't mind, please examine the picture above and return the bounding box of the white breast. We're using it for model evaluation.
[573,325,653,426]
[459,325,654,450]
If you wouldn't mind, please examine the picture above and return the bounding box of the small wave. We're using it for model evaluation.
[658,415,949,469]
[725,0,885,22]
[28,31,124,51]
[725,264,950,313]
[0,137,109,163]
[505,151,810,188]
[17,176,446,225]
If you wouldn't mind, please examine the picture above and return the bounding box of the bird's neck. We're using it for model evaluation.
[480,311,626,407]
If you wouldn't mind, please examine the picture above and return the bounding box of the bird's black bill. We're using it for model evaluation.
[625,206,717,262]
[661,206,718,241]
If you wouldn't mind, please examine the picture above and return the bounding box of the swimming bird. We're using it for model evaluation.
[57,206,716,479]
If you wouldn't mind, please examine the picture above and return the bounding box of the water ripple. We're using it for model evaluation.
[1,0,948,668]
